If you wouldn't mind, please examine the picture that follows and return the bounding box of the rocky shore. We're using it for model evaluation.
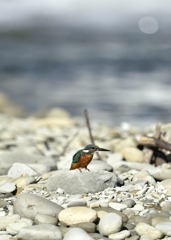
[0,109,171,240]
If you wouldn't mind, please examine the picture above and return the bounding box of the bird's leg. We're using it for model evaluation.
[85,167,90,172]
[78,168,82,173]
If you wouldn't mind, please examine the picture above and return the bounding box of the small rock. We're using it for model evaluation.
[70,222,96,233]
[13,176,35,188]
[63,227,94,240]
[8,163,38,178]
[109,202,127,211]
[109,230,130,240]
[152,170,171,181]
[151,217,170,227]
[99,213,122,236]
[122,199,136,208]
[58,207,97,226]
[121,147,143,162]
[139,236,154,240]
[0,182,16,193]
[0,214,20,230]
[156,222,171,235]
[34,213,58,225]
[133,204,144,212]
[16,224,62,240]
[14,193,63,220]
[67,199,87,207]
[6,218,33,235]
[95,207,128,223]
[135,222,164,239]
[161,201,171,211]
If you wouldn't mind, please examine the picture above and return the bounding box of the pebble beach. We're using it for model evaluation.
[1,106,171,240]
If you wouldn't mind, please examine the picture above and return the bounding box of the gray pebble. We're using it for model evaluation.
[70,222,96,233]
[63,227,93,240]
[99,212,122,236]
[16,224,62,240]
[67,199,87,207]
[0,182,16,194]
[14,193,63,220]
[122,199,136,208]
[34,213,58,225]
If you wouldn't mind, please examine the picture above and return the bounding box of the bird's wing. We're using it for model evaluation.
[72,150,84,163]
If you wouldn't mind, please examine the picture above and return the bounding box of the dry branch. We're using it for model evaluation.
[141,123,162,163]
[84,109,102,160]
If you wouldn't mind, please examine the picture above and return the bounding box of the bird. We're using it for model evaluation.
[70,144,110,172]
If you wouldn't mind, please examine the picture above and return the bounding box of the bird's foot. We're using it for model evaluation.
[79,168,82,173]
[85,167,90,172]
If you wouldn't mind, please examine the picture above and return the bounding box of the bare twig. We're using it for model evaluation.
[44,141,50,151]
[84,109,102,160]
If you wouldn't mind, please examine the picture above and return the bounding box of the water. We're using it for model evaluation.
[0,1,171,128]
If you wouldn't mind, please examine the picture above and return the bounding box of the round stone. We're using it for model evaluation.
[0,214,20,231]
[58,207,97,226]
[122,199,136,208]
[109,202,127,211]
[135,222,164,239]
[99,213,122,236]
[0,182,16,193]
[156,222,171,235]
[6,218,33,235]
[34,214,58,225]
[16,224,62,240]
[63,227,94,240]
[109,230,130,240]
[14,193,63,220]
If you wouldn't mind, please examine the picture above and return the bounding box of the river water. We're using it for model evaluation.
[0,1,171,128]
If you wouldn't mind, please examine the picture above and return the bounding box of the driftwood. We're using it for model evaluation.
[84,109,102,160]
[141,123,162,163]
[138,122,171,165]
[139,136,171,151]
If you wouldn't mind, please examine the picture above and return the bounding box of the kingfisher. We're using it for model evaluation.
[70,144,110,172]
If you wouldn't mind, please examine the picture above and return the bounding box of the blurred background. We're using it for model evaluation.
[0,0,171,128]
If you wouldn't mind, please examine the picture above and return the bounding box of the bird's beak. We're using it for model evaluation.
[97,147,110,152]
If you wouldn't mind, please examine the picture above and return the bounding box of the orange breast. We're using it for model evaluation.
[70,154,93,169]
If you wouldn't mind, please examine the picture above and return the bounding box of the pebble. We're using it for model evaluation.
[109,230,130,240]
[14,193,63,220]
[67,199,87,207]
[58,207,97,226]
[109,202,127,211]
[122,199,136,208]
[135,222,164,239]
[16,224,62,240]
[8,163,38,178]
[0,214,20,230]
[0,182,16,193]
[1,112,171,240]
[63,228,94,240]
[121,147,144,162]
[156,222,171,236]
[70,222,96,233]
[34,213,58,225]
[98,212,122,236]
[6,218,33,235]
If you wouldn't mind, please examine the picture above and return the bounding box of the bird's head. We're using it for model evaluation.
[83,144,110,154]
